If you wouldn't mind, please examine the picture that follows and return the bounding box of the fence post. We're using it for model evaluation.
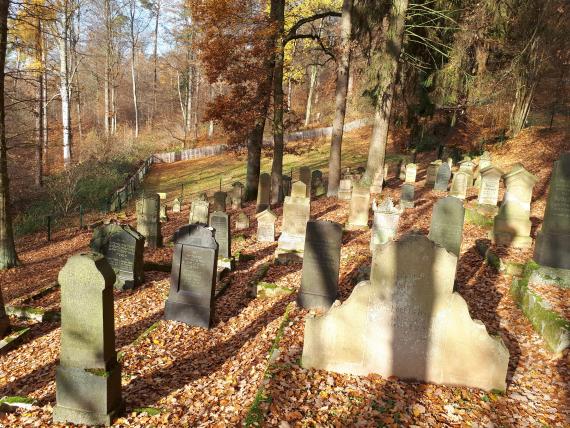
[47,215,51,242]
[219,178,222,191]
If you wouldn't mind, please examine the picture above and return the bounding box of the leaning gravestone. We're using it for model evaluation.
[434,162,451,192]
[449,170,470,200]
[338,178,353,201]
[428,196,465,257]
[172,197,182,213]
[210,211,231,268]
[256,173,271,213]
[189,199,209,225]
[302,234,509,392]
[90,223,144,290]
[276,182,311,260]
[405,163,417,184]
[534,153,570,272]
[298,220,343,310]
[53,253,123,425]
[492,164,538,248]
[256,208,277,242]
[299,166,312,198]
[346,184,370,230]
[371,198,401,250]
[478,165,504,207]
[213,191,227,212]
[235,212,250,231]
[400,183,415,209]
[164,225,218,328]
[136,194,162,248]
[312,170,326,197]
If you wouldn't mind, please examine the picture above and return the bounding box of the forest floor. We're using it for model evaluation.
[0,126,568,427]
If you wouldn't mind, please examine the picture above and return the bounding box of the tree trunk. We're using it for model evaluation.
[363,0,408,192]
[270,0,285,205]
[0,0,18,275]
[304,64,318,127]
[42,36,48,173]
[130,48,139,138]
[103,0,111,136]
[59,29,72,167]
[150,0,160,127]
[327,0,352,197]
[35,18,44,187]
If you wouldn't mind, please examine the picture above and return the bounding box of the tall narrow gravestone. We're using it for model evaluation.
[276,182,311,260]
[282,176,292,198]
[449,170,469,200]
[136,194,162,248]
[478,166,503,207]
[428,196,465,257]
[213,191,227,212]
[400,183,415,209]
[299,166,312,197]
[53,253,123,425]
[338,178,353,201]
[534,153,570,271]
[492,164,538,248]
[346,184,370,230]
[256,208,277,242]
[301,234,509,392]
[172,197,182,213]
[405,163,417,184]
[256,173,271,213]
[371,198,401,250]
[425,161,441,187]
[189,199,209,225]
[434,162,451,192]
[90,223,145,290]
[164,225,218,328]
[210,211,232,268]
[458,159,475,187]
[231,182,244,209]
[298,220,343,310]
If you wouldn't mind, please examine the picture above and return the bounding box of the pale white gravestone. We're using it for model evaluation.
[371,198,401,251]
[276,182,311,261]
[478,165,504,207]
[338,178,353,201]
[405,163,417,184]
[256,208,277,242]
[449,170,470,200]
[346,184,371,230]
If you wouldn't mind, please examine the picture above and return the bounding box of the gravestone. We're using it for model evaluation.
[299,166,312,197]
[458,159,475,187]
[255,208,277,242]
[298,220,343,310]
[475,152,492,188]
[447,157,453,169]
[405,163,417,184]
[276,182,311,259]
[53,253,123,425]
[136,194,162,248]
[230,183,243,210]
[478,166,504,207]
[492,164,538,248]
[157,192,167,201]
[282,176,292,198]
[209,211,231,268]
[90,223,144,291]
[534,153,570,278]
[160,204,168,222]
[213,191,227,212]
[346,184,370,230]
[371,198,401,250]
[164,225,218,328]
[434,162,451,192]
[235,212,250,230]
[425,161,442,187]
[428,196,465,257]
[256,173,271,213]
[399,159,408,181]
[400,183,415,209]
[312,170,326,197]
[172,197,182,213]
[338,178,353,200]
[302,234,509,392]
[189,199,209,225]
[449,170,469,200]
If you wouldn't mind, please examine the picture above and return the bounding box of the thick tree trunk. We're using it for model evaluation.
[327,0,352,197]
[245,117,266,201]
[0,0,18,276]
[363,0,408,192]
[270,0,285,205]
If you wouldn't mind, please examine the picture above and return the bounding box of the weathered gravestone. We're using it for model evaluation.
[405,163,417,184]
[400,183,415,209]
[478,166,504,208]
[213,191,227,212]
[346,184,370,230]
[276,182,311,260]
[449,170,470,200]
[458,159,475,187]
[299,166,312,197]
[534,153,570,272]
[492,164,538,248]
[399,159,409,181]
[256,173,271,213]
[428,196,465,257]
[301,234,509,392]
[475,152,492,187]
[434,162,451,192]
[53,253,123,425]
[298,220,343,310]
[136,194,162,248]
[425,161,442,187]
[232,182,244,207]
[164,225,218,328]
[256,208,277,242]
[189,199,209,225]
[338,178,353,201]
[312,170,326,197]
[282,175,292,198]
[90,223,144,290]
[235,212,250,231]
[210,211,232,268]
[160,204,168,222]
[371,198,401,250]
[172,197,182,213]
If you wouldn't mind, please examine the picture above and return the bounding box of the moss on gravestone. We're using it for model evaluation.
[464,206,494,229]
[256,282,294,299]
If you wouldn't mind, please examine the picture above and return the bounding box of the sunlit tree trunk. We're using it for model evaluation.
[150,0,161,127]
[35,17,44,187]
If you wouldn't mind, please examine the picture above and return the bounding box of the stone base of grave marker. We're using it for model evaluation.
[528,266,570,288]
[534,230,570,270]
[53,364,123,426]
[491,216,533,248]
[476,204,499,216]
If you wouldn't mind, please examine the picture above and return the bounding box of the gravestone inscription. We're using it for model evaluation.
[256,208,277,242]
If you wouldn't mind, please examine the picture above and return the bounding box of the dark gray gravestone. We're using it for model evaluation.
[213,191,227,212]
[136,194,162,248]
[299,166,312,197]
[434,163,451,191]
[53,253,122,426]
[282,176,292,198]
[428,196,465,257]
[90,223,145,291]
[164,225,218,328]
[534,153,570,269]
[298,220,343,310]
[209,211,231,261]
[256,173,271,213]
[400,183,415,209]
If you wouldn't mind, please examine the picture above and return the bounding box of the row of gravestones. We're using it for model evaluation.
[51,153,569,425]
